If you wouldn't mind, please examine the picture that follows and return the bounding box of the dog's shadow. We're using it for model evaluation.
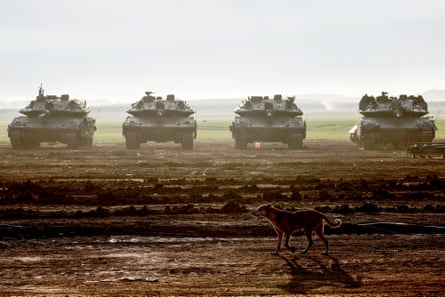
[277,254,362,294]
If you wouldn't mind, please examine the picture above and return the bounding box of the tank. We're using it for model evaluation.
[229,94,306,149]
[7,86,96,149]
[122,91,197,149]
[349,92,437,149]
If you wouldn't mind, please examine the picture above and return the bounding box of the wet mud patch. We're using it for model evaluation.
[0,141,444,296]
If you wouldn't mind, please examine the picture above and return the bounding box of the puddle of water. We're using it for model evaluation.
[359,221,445,229]
[14,256,42,263]
[106,236,263,244]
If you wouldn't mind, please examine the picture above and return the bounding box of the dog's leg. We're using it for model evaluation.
[284,233,296,253]
[273,231,283,255]
[301,228,313,254]
[315,224,329,255]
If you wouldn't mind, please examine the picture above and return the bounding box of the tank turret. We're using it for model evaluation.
[230,95,306,149]
[234,95,303,117]
[350,92,436,149]
[122,91,197,149]
[20,90,90,117]
[7,85,96,149]
[358,92,428,118]
[126,91,194,117]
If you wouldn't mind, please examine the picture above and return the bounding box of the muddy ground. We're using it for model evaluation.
[0,141,444,296]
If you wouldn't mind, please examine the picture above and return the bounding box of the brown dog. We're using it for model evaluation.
[252,204,342,255]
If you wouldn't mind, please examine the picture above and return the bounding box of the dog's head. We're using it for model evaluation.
[251,204,271,217]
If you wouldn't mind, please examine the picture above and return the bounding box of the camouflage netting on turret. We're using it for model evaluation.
[359,92,428,117]
[127,91,194,116]
[234,94,303,116]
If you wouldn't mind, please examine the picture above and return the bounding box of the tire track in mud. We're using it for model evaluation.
[1,142,445,296]
[1,217,444,240]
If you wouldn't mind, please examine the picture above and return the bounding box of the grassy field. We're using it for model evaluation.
[92,119,359,142]
[1,118,445,144]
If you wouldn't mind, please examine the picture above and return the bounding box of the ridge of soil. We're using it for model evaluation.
[0,141,444,296]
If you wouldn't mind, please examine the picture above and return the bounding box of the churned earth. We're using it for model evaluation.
[0,141,444,296]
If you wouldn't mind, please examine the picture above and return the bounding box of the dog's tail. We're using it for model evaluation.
[322,214,342,228]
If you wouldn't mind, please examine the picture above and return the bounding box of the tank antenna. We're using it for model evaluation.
[94,105,102,120]
[38,84,44,96]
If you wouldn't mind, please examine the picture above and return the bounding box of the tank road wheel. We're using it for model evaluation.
[10,130,39,149]
[288,133,303,150]
[235,134,248,150]
[9,130,24,149]
[86,137,93,148]
[392,142,401,150]
[362,133,376,150]
[77,124,93,149]
[66,133,80,149]
[125,132,140,149]
[80,137,93,149]
[181,132,194,150]
[23,141,40,149]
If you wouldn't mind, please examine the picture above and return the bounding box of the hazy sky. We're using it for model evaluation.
[1,0,444,103]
